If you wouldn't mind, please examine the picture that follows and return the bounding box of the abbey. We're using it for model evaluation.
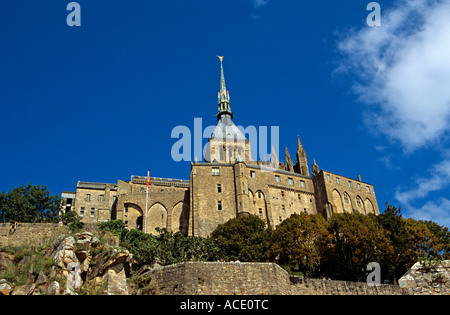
[61,58,379,237]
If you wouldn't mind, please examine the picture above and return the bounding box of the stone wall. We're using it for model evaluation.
[289,276,402,295]
[147,262,405,295]
[148,262,292,295]
[0,223,69,247]
[399,260,450,295]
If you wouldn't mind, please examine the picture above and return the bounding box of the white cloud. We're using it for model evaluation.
[252,0,270,8]
[337,0,450,152]
[406,198,450,227]
[394,159,450,227]
[337,0,450,227]
[395,159,450,204]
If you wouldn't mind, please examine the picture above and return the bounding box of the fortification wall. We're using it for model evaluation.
[0,223,69,247]
[289,276,402,295]
[149,262,291,295]
[148,261,405,295]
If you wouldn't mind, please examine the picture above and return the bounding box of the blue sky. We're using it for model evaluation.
[1,0,449,227]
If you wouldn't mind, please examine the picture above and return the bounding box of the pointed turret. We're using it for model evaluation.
[312,158,319,176]
[285,146,294,172]
[270,145,279,169]
[217,56,233,120]
[295,135,310,176]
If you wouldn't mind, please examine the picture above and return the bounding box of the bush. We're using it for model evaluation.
[210,215,271,262]
[121,229,159,265]
[97,220,127,238]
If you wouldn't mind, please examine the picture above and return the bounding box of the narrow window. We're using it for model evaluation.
[336,177,340,185]
[357,183,361,191]
[275,175,280,183]
[79,207,84,217]
[348,181,352,188]
[281,191,285,199]
[366,186,371,193]
[85,194,91,202]
[250,171,256,178]
[279,216,282,223]
[288,178,294,186]
[258,208,263,218]
[298,194,301,202]
[300,180,305,188]
[99,194,105,202]
[217,184,222,193]
[282,205,286,214]
[217,201,222,211]
[212,167,220,176]
[90,208,95,217]
[327,174,331,182]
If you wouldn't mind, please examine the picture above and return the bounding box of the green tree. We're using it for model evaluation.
[422,220,450,259]
[60,210,84,232]
[210,215,271,262]
[324,213,393,281]
[0,183,60,223]
[268,213,332,277]
[377,203,447,283]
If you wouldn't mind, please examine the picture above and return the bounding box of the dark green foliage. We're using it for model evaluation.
[97,221,220,267]
[60,210,84,232]
[323,212,392,281]
[97,220,127,238]
[0,183,60,223]
[121,228,159,265]
[268,213,332,277]
[210,215,272,262]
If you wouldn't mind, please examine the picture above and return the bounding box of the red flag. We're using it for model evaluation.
[147,171,150,188]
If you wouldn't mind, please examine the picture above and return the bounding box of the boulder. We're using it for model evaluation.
[52,236,79,270]
[12,284,35,295]
[44,281,60,295]
[0,281,12,295]
[103,264,129,295]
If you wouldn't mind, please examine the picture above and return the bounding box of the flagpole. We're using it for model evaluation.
[145,171,149,233]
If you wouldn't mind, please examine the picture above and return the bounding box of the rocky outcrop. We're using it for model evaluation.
[0,231,132,295]
[399,260,450,295]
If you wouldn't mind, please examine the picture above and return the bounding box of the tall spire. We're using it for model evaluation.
[217,56,233,120]
[295,135,310,177]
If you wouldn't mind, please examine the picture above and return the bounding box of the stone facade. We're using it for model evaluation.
[61,59,380,237]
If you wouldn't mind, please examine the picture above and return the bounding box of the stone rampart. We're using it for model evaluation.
[147,261,405,295]
[0,223,69,247]
[289,276,403,295]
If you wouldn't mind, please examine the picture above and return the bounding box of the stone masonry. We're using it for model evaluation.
[146,262,404,295]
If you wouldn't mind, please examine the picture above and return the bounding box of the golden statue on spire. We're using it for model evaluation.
[217,55,224,62]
